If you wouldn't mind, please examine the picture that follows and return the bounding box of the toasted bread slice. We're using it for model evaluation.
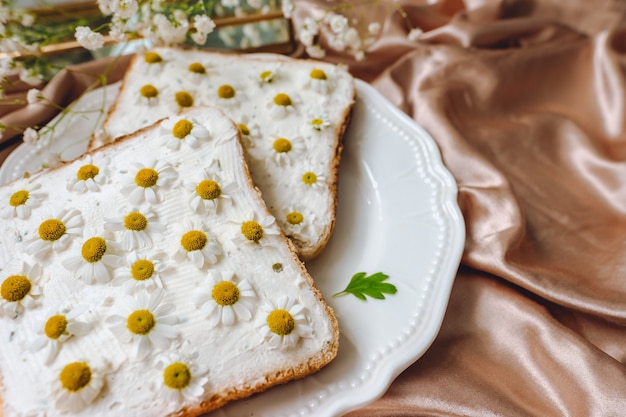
[94,47,356,260]
[0,106,339,417]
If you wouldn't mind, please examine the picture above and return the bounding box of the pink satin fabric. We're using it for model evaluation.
[3,1,626,415]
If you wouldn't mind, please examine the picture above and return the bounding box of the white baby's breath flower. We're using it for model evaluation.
[111,0,138,19]
[52,359,106,413]
[0,262,42,318]
[159,115,210,150]
[192,271,256,327]
[19,67,42,85]
[109,25,127,42]
[153,13,188,45]
[61,230,120,285]
[2,182,46,220]
[106,289,179,359]
[368,22,381,35]
[66,156,110,193]
[26,209,83,260]
[154,352,209,406]
[173,219,222,269]
[408,27,423,42]
[104,205,165,251]
[193,14,215,35]
[269,135,305,165]
[30,304,91,364]
[221,0,239,8]
[22,127,38,145]
[111,251,171,294]
[120,160,178,205]
[26,88,42,104]
[231,210,280,248]
[306,44,326,59]
[281,0,294,18]
[183,169,237,214]
[329,13,348,34]
[256,296,313,350]
[75,26,105,50]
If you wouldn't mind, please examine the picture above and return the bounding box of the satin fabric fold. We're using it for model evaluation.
[3,1,626,416]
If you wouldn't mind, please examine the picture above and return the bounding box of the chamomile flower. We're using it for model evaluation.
[215,82,245,108]
[112,251,171,294]
[183,169,237,214]
[255,63,281,85]
[106,289,179,360]
[231,211,280,247]
[154,352,209,406]
[269,92,300,119]
[279,207,316,238]
[192,271,256,327]
[270,135,306,165]
[104,205,166,251]
[159,116,210,151]
[30,304,91,364]
[256,296,313,350]
[237,115,261,148]
[173,219,222,268]
[309,111,331,131]
[305,68,333,94]
[136,83,164,105]
[26,209,83,260]
[300,165,327,190]
[66,156,110,193]
[121,160,178,205]
[0,262,42,318]
[52,359,106,412]
[61,230,120,285]
[2,182,46,220]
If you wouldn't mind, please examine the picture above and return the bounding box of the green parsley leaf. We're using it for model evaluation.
[333,272,397,301]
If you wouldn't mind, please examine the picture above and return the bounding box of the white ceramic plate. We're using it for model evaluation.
[0,79,464,417]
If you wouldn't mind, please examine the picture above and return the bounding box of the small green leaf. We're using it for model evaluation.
[333,272,397,301]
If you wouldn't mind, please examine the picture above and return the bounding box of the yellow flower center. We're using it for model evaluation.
[212,281,240,306]
[45,314,68,339]
[238,123,250,136]
[81,237,106,263]
[241,220,263,243]
[273,138,292,153]
[188,62,206,74]
[181,230,207,252]
[60,362,92,392]
[1,275,31,302]
[217,84,235,99]
[127,309,156,335]
[163,362,192,390]
[302,172,317,185]
[77,164,99,181]
[286,211,304,225]
[135,168,159,188]
[38,219,66,241]
[259,70,273,82]
[9,190,29,206]
[310,68,327,80]
[124,211,148,231]
[131,259,155,281]
[273,93,292,107]
[172,119,193,139]
[175,91,194,107]
[196,179,221,200]
[311,118,324,128]
[140,84,159,99]
[267,309,295,336]
[144,52,163,64]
